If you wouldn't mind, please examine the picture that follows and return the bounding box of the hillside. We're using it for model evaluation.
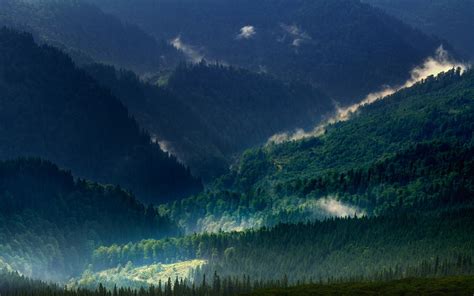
[84,62,333,179]
[0,0,182,73]
[89,0,441,102]
[364,0,474,61]
[160,68,474,232]
[0,28,202,202]
[0,158,181,281]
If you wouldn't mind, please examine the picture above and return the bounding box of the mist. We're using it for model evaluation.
[171,36,204,63]
[268,46,470,144]
[237,26,256,39]
[191,196,365,233]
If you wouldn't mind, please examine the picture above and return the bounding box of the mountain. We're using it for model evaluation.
[0,28,202,202]
[88,0,442,102]
[0,0,182,73]
[363,0,474,61]
[84,62,333,179]
[162,67,474,232]
[79,69,474,286]
[0,158,180,281]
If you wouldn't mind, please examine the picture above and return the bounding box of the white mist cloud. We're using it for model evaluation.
[314,197,365,217]
[237,25,256,39]
[280,23,311,47]
[268,46,470,144]
[192,196,364,234]
[170,36,204,63]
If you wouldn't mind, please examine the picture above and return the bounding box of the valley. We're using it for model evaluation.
[0,0,473,295]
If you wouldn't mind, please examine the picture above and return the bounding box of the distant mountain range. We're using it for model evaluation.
[364,0,474,61]
[0,0,183,73]
[88,0,443,102]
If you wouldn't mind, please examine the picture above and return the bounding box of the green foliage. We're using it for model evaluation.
[91,209,474,282]
[0,158,181,281]
[162,69,474,231]
[0,28,202,203]
[84,62,332,179]
[71,259,206,289]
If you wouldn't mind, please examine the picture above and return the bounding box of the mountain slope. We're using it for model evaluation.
[0,0,182,73]
[0,158,180,281]
[364,0,474,61]
[0,28,202,202]
[89,0,442,102]
[161,68,474,232]
[84,62,333,179]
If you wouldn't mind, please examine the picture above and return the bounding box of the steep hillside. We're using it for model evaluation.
[84,62,333,179]
[0,158,180,281]
[0,28,202,202]
[364,0,474,61]
[161,68,474,232]
[89,0,441,102]
[0,0,182,73]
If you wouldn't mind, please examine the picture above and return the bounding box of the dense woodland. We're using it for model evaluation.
[89,208,474,284]
[0,0,473,294]
[84,62,333,178]
[0,158,181,281]
[3,271,474,296]
[0,28,201,203]
[88,0,441,101]
[160,68,474,232]
[0,0,182,73]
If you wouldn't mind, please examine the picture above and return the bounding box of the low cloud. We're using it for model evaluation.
[170,36,204,63]
[268,46,470,144]
[237,25,256,39]
[280,23,311,47]
[191,196,365,234]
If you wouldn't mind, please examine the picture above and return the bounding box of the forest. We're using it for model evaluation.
[0,0,473,295]
[0,27,202,203]
[84,62,332,178]
[160,68,474,232]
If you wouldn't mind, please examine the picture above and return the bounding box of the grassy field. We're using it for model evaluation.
[71,259,206,289]
[250,276,474,295]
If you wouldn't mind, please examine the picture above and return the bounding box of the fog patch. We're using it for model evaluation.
[313,197,365,217]
[237,25,256,39]
[268,46,470,144]
[170,36,204,63]
[280,23,311,47]
[191,196,365,234]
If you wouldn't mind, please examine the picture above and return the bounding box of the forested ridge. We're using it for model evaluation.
[161,68,474,232]
[0,28,202,203]
[0,1,473,294]
[84,62,333,179]
[0,0,182,73]
[0,158,181,281]
[88,0,442,102]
